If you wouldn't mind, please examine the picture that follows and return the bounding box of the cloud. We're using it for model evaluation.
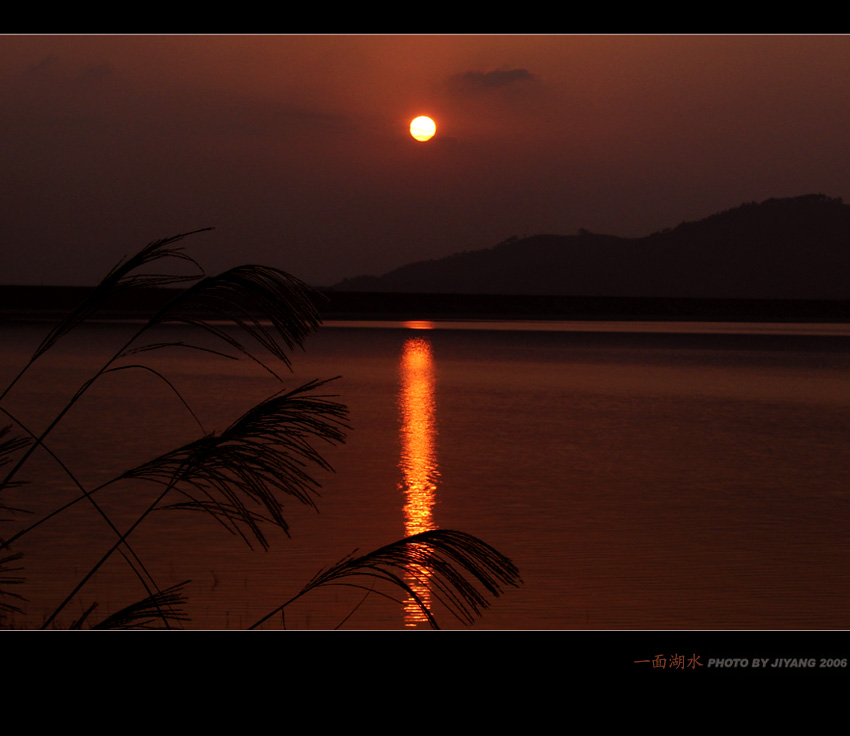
[446,68,538,96]
[76,61,113,85]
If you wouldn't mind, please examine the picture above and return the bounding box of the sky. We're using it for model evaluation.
[3,34,850,288]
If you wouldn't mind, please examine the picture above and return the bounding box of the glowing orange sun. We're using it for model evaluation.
[410,116,436,142]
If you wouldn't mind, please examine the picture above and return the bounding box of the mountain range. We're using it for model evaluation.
[331,195,850,300]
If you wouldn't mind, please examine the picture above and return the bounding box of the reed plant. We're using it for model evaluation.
[0,230,520,629]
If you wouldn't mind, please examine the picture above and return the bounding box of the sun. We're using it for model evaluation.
[410,116,436,142]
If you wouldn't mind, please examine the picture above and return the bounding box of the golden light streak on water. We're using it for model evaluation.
[398,335,439,626]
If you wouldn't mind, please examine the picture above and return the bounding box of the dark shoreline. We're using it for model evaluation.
[316,291,850,323]
[4,284,850,324]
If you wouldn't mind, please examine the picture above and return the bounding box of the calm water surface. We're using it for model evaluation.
[3,318,850,629]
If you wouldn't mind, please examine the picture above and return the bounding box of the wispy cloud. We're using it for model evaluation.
[446,68,538,96]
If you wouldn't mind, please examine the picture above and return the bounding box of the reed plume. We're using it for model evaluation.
[252,529,522,629]
[70,580,191,630]
[123,378,349,549]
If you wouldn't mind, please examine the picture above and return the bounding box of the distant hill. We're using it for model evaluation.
[332,195,850,300]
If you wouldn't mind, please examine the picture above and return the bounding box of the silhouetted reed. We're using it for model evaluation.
[0,231,520,629]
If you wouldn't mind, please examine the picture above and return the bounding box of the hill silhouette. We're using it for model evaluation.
[332,195,850,300]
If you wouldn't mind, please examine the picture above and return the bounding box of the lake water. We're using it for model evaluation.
[3,318,850,630]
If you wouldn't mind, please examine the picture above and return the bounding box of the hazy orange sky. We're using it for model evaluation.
[3,34,850,287]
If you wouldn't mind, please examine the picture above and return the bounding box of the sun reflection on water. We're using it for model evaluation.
[398,335,439,626]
